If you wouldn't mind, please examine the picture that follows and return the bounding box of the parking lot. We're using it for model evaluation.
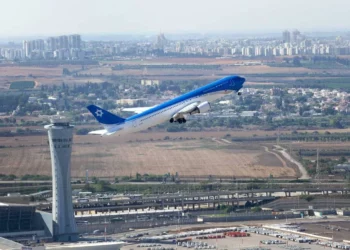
[122,234,333,250]
[121,225,350,250]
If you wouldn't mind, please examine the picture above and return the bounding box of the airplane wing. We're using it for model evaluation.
[172,101,211,120]
[176,102,201,115]
[121,107,154,114]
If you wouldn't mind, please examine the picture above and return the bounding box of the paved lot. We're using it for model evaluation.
[122,233,329,250]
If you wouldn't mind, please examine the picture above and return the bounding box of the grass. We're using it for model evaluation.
[78,153,114,158]
[155,144,173,148]
[10,81,35,89]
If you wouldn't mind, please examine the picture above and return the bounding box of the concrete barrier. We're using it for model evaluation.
[264,225,332,241]
[200,213,300,223]
[77,218,199,234]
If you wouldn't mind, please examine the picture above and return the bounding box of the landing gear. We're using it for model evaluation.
[178,118,186,124]
[169,117,186,124]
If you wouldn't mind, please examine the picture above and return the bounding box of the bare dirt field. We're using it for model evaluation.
[103,58,250,65]
[0,59,326,89]
[0,65,82,77]
[1,126,350,140]
[301,221,350,241]
[0,133,297,178]
[79,64,317,77]
[34,76,106,86]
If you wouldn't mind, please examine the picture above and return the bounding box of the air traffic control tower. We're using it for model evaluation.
[45,117,78,242]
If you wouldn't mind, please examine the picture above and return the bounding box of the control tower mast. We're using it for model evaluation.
[45,117,78,242]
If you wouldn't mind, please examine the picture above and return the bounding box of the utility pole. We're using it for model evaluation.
[315,148,320,186]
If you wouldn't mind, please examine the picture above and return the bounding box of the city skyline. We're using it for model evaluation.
[0,0,349,39]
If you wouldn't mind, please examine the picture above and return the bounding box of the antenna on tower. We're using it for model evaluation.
[142,67,148,75]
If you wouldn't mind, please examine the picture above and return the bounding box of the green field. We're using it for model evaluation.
[10,81,35,89]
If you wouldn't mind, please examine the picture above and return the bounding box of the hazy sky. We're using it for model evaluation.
[1,0,349,37]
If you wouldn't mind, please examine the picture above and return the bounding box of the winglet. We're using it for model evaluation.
[87,105,125,125]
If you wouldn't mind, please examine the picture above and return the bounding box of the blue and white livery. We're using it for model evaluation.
[87,75,245,136]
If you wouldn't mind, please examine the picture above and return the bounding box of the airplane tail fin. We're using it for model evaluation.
[87,105,125,125]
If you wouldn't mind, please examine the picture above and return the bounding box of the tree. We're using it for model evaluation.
[293,56,302,67]
[300,195,314,202]
[329,117,343,128]
[251,206,262,212]
[62,68,71,75]
[94,180,112,192]
[339,156,347,164]
[283,58,290,64]
[91,177,99,183]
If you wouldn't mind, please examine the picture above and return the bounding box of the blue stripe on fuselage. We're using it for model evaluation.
[126,75,245,122]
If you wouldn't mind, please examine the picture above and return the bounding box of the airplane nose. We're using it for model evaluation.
[238,77,245,84]
[235,76,245,86]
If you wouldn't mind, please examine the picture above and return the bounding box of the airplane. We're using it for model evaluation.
[87,75,245,136]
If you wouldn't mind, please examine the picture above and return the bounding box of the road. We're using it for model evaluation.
[274,144,310,180]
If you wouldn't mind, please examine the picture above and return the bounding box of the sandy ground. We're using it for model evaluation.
[0,65,82,77]
[0,136,296,178]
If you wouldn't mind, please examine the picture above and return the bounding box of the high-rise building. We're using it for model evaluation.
[176,42,184,53]
[273,47,280,56]
[59,35,69,49]
[279,47,287,56]
[282,30,291,43]
[23,40,32,57]
[47,37,57,51]
[255,46,264,56]
[33,39,45,50]
[291,30,301,43]
[68,34,81,49]
[241,46,253,56]
[156,33,167,49]
[44,117,78,242]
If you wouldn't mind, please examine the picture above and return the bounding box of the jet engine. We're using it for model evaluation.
[190,101,211,114]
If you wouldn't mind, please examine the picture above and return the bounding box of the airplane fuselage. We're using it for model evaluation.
[112,90,231,136]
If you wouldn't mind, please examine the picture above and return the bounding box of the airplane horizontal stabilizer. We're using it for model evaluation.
[88,129,118,136]
[88,129,108,135]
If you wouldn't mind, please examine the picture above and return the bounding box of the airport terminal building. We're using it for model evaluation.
[0,203,124,249]
[0,203,53,241]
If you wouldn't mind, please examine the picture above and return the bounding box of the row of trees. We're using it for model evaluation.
[0,174,51,181]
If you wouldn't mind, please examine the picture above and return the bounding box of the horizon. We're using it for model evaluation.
[1,0,349,41]
[0,30,349,43]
